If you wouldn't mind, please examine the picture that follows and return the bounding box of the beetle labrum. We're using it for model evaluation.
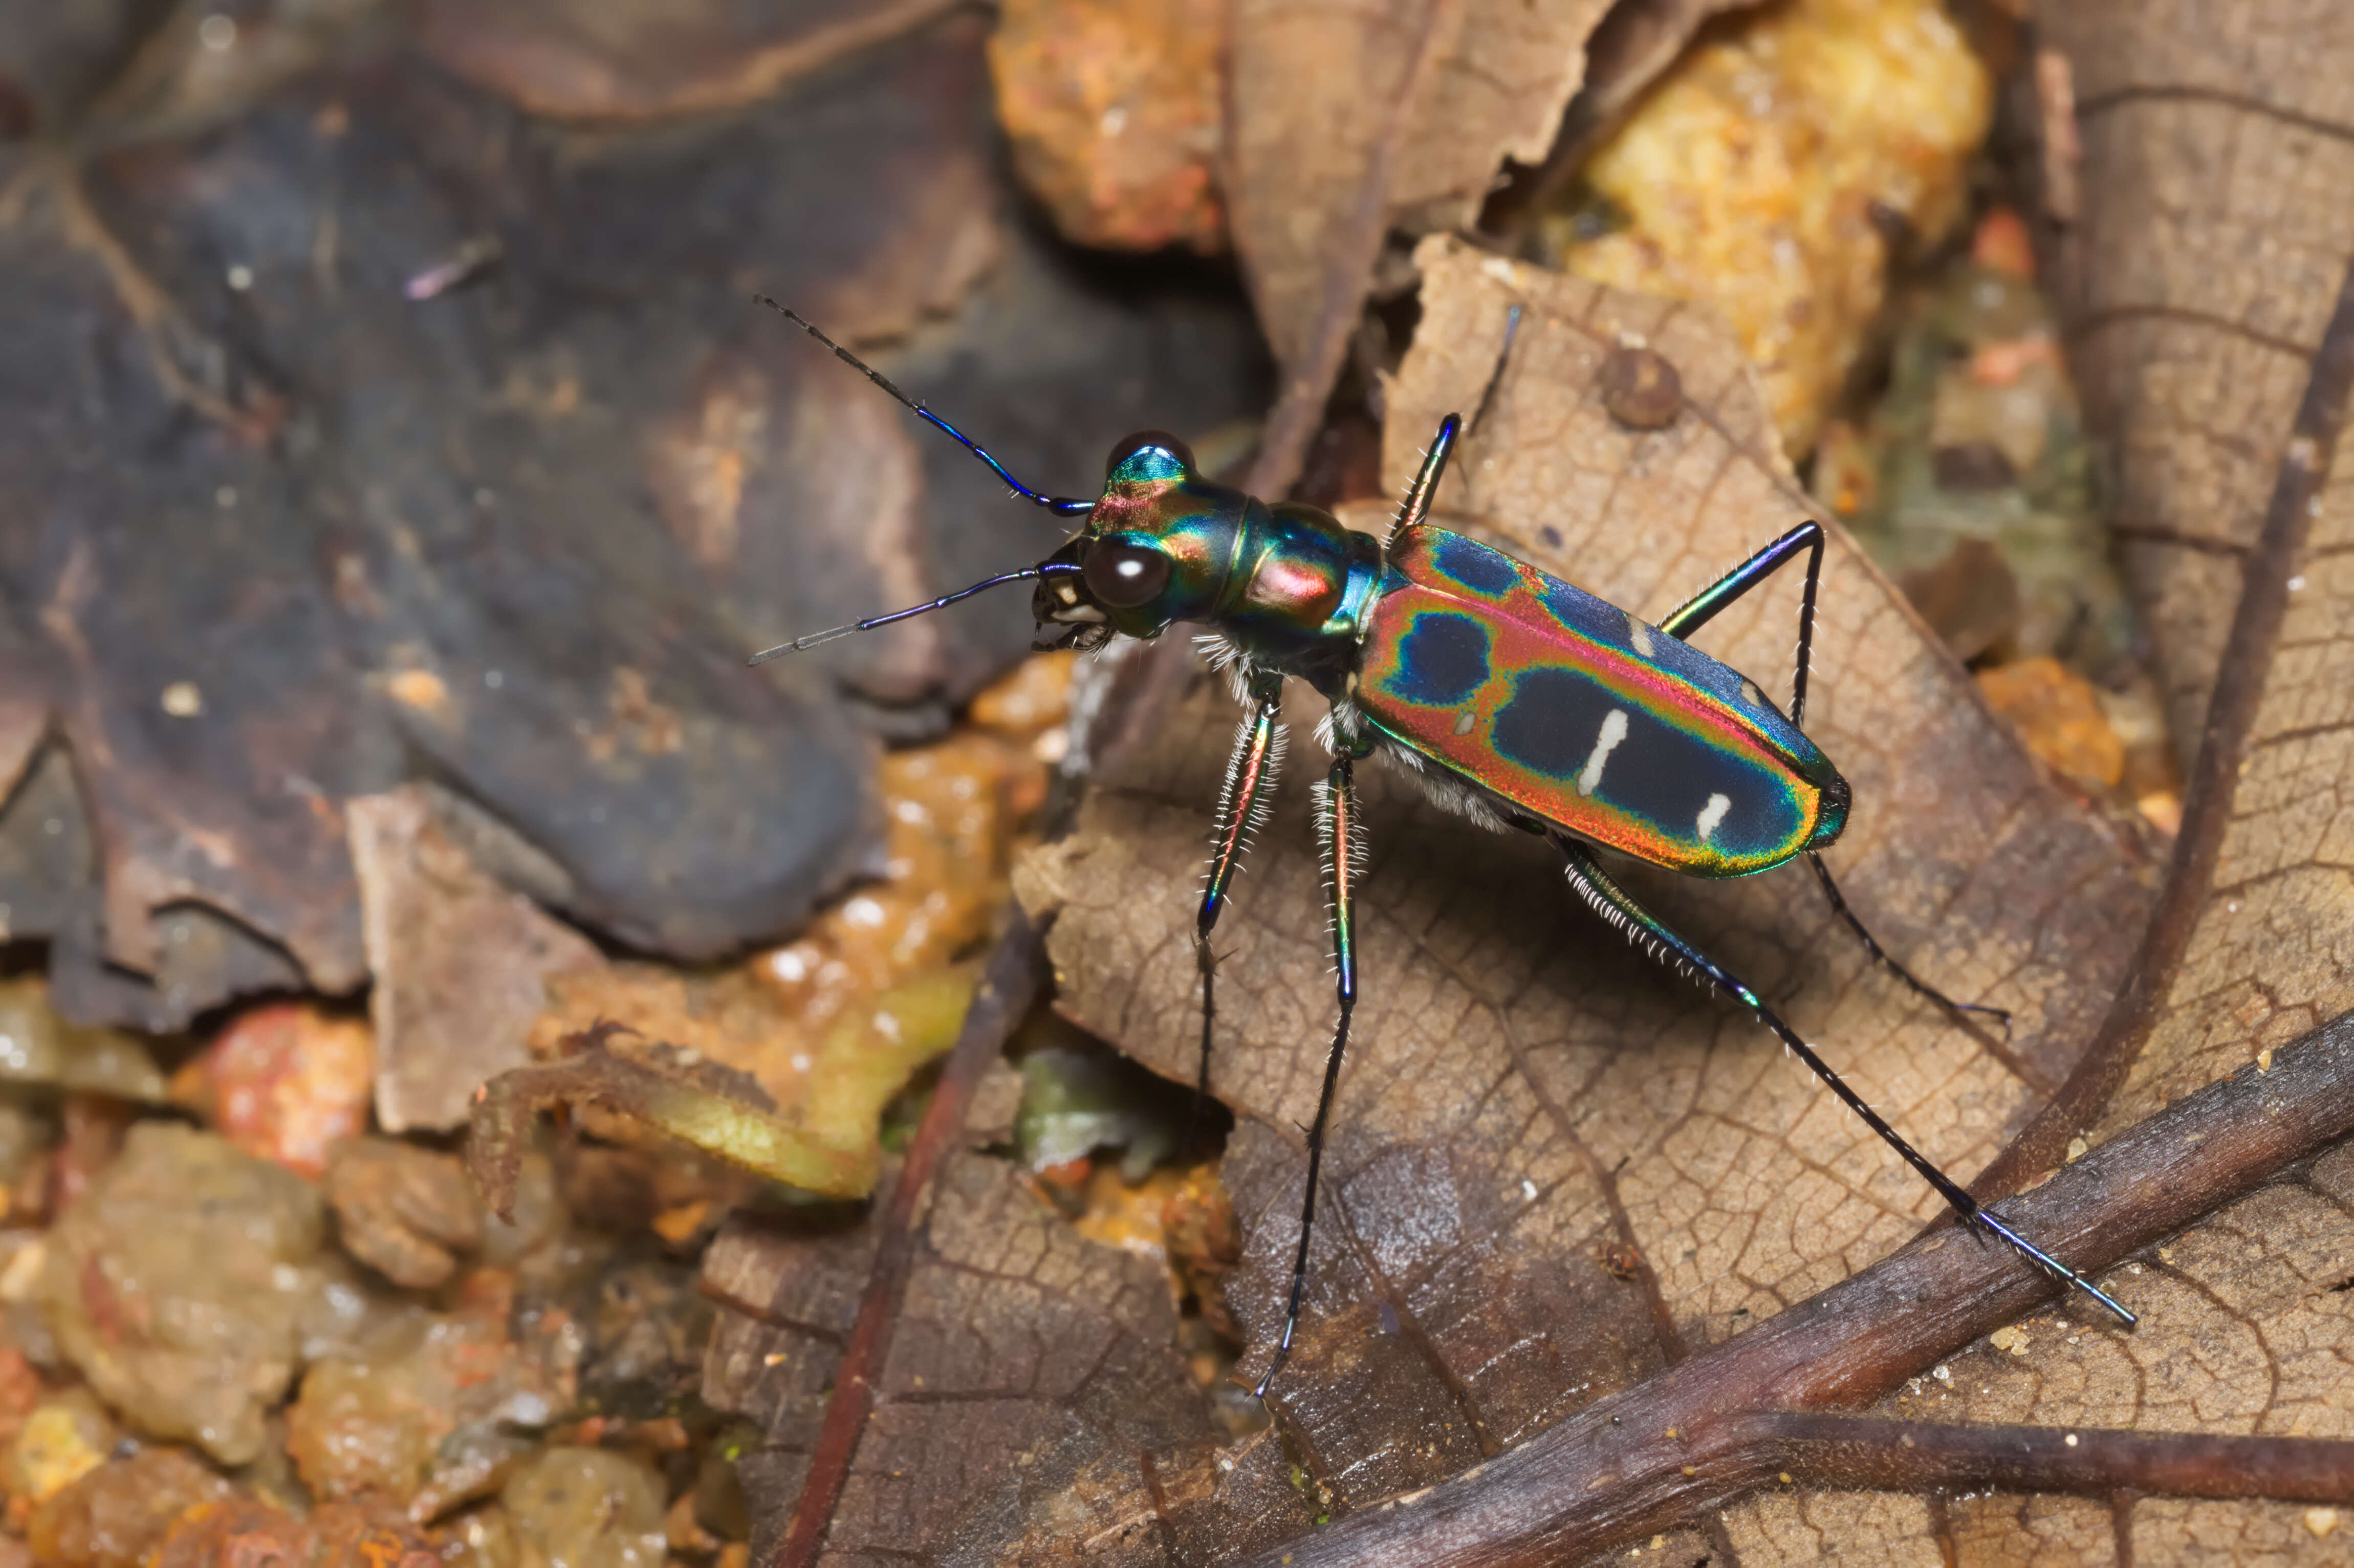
[751,298,2137,1398]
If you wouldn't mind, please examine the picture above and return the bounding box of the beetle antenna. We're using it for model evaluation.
[754,297,1095,517]
[748,562,1080,665]
[1467,302,1523,438]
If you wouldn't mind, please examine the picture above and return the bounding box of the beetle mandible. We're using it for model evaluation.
[751,298,2137,1398]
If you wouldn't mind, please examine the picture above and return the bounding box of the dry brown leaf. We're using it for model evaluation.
[705,246,2345,1567]
[989,240,2149,1542]
[2035,3,2354,1132]
[2041,3,2354,752]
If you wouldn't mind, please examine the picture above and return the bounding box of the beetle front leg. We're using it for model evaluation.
[1194,669,1287,1137]
[1255,752,1364,1398]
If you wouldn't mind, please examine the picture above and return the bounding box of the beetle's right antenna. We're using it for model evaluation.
[754,297,1095,517]
[1467,302,1522,438]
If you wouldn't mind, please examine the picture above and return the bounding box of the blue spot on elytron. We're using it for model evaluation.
[1431,534,1520,596]
[1389,612,1490,707]
[1537,575,1631,651]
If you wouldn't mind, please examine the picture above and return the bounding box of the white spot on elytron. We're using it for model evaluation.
[1626,612,1655,658]
[1695,793,1731,842]
[1740,679,1761,707]
[1453,710,1476,735]
[1577,709,1629,796]
[842,896,886,928]
[1519,1178,1537,1201]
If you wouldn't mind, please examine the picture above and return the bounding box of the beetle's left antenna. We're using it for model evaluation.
[748,562,1081,665]
[754,297,1095,517]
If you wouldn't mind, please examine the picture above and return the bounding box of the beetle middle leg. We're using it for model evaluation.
[1255,752,1365,1398]
[1193,668,1287,1146]
[1554,834,2135,1326]
[1655,521,2010,1035]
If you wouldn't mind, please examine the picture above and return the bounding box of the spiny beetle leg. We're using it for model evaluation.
[1255,753,1363,1399]
[1193,669,1286,1150]
[1389,302,1512,548]
[1390,415,1464,543]
[1656,519,2010,1028]
[1555,836,2135,1328]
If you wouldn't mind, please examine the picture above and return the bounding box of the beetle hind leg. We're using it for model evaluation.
[1807,853,2013,1037]
[1556,836,2135,1329]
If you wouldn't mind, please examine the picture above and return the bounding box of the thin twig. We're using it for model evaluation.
[769,906,1050,1568]
[1971,250,2354,1199]
[1230,1009,2354,1566]
[1762,1413,2354,1503]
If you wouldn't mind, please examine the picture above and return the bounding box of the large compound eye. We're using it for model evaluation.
[1082,539,1173,609]
[1104,430,1195,478]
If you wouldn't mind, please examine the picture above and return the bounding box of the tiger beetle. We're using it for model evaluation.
[751,296,2137,1399]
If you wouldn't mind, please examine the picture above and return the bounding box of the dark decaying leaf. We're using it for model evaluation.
[411,0,967,121]
[705,1150,1225,1566]
[0,12,1268,1028]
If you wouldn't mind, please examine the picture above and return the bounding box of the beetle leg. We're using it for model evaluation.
[1194,669,1287,1144]
[1806,854,2013,1036]
[1656,523,2010,1034]
[1390,417,1465,543]
[1555,835,2137,1328]
[1256,754,1364,1398]
[1655,519,1827,724]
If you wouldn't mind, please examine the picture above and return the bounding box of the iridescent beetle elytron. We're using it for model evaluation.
[751,298,2136,1397]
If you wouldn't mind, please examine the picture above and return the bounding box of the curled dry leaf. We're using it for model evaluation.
[1228,0,1608,493]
